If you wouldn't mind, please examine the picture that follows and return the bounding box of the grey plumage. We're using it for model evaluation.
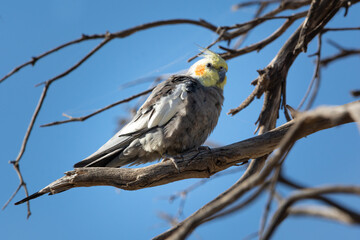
[74,75,223,168]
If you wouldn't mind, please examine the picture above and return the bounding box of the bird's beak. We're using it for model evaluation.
[218,69,227,83]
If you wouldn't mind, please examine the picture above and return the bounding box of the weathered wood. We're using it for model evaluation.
[15,101,358,205]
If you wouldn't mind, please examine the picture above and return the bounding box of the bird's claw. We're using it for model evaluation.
[162,155,180,173]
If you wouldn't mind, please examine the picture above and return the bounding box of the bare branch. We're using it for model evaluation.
[298,34,322,109]
[15,101,358,206]
[3,82,50,216]
[259,167,281,237]
[202,182,269,223]
[320,43,360,67]
[41,88,153,127]
[0,19,220,84]
[153,101,359,240]
[220,11,308,61]
[232,0,281,10]
[322,26,360,33]
[279,174,360,220]
[261,186,360,240]
[295,0,321,53]
[289,205,360,225]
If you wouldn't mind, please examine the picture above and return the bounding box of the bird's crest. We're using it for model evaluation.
[199,48,227,69]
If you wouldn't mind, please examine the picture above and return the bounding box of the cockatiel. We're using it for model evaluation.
[74,49,228,168]
[14,49,228,205]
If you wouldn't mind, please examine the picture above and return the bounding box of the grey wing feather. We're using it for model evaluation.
[74,76,191,168]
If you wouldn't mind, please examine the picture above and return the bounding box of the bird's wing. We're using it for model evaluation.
[74,76,192,167]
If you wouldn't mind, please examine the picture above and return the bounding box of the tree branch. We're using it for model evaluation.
[153,100,359,240]
[289,205,360,225]
[0,19,220,84]
[261,186,360,240]
[14,101,357,206]
[41,88,153,127]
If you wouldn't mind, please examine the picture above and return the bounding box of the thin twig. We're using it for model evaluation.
[41,88,153,127]
[261,185,360,240]
[35,37,112,87]
[259,166,281,238]
[298,34,322,109]
[289,205,360,225]
[321,26,360,33]
[278,174,360,220]
[3,83,50,217]
[1,19,219,84]
[202,181,269,223]
[220,11,308,60]
[232,0,281,11]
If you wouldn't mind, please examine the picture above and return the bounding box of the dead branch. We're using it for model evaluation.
[14,101,358,206]
[298,34,323,109]
[289,205,360,225]
[0,19,220,84]
[279,174,360,221]
[320,40,360,66]
[153,100,359,240]
[261,186,360,240]
[41,88,153,127]
[2,83,50,217]
[220,11,308,61]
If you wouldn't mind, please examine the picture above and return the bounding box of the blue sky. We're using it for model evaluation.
[1,1,359,239]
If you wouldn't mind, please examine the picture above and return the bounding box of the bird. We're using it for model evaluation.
[14,49,228,206]
[73,49,228,168]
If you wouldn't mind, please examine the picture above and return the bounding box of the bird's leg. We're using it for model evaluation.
[162,154,180,173]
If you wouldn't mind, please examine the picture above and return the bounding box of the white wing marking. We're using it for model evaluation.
[85,83,188,158]
[147,83,187,128]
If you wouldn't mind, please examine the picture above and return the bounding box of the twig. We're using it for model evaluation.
[220,11,308,60]
[1,19,220,84]
[298,34,322,109]
[3,82,50,217]
[261,185,360,240]
[279,174,360,221]
[41,88,153,127]
[202,181,269,223]
[289,205,360,225]
[320,43,360,67]
[232,0,281,11]
[259,166,281,237]
[321,26,360,33]
[227,81,264,115]
[153,101,359,240]
[232,0,270,49]
[225,11,308,116]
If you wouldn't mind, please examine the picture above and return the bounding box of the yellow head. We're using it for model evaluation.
[188,49,228,90]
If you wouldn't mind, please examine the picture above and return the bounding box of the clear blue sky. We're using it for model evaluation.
[1,1,359,239]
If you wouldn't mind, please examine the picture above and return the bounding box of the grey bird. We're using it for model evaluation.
[14,49,228,205]
[73,49,228,168]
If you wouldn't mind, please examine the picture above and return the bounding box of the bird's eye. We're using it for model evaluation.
[219,66,224,70]
[206,63,212,68]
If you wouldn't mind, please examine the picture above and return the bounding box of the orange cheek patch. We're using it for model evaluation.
[195,64,205,76]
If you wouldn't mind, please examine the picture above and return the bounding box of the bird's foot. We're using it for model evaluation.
[162,155,181,173]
